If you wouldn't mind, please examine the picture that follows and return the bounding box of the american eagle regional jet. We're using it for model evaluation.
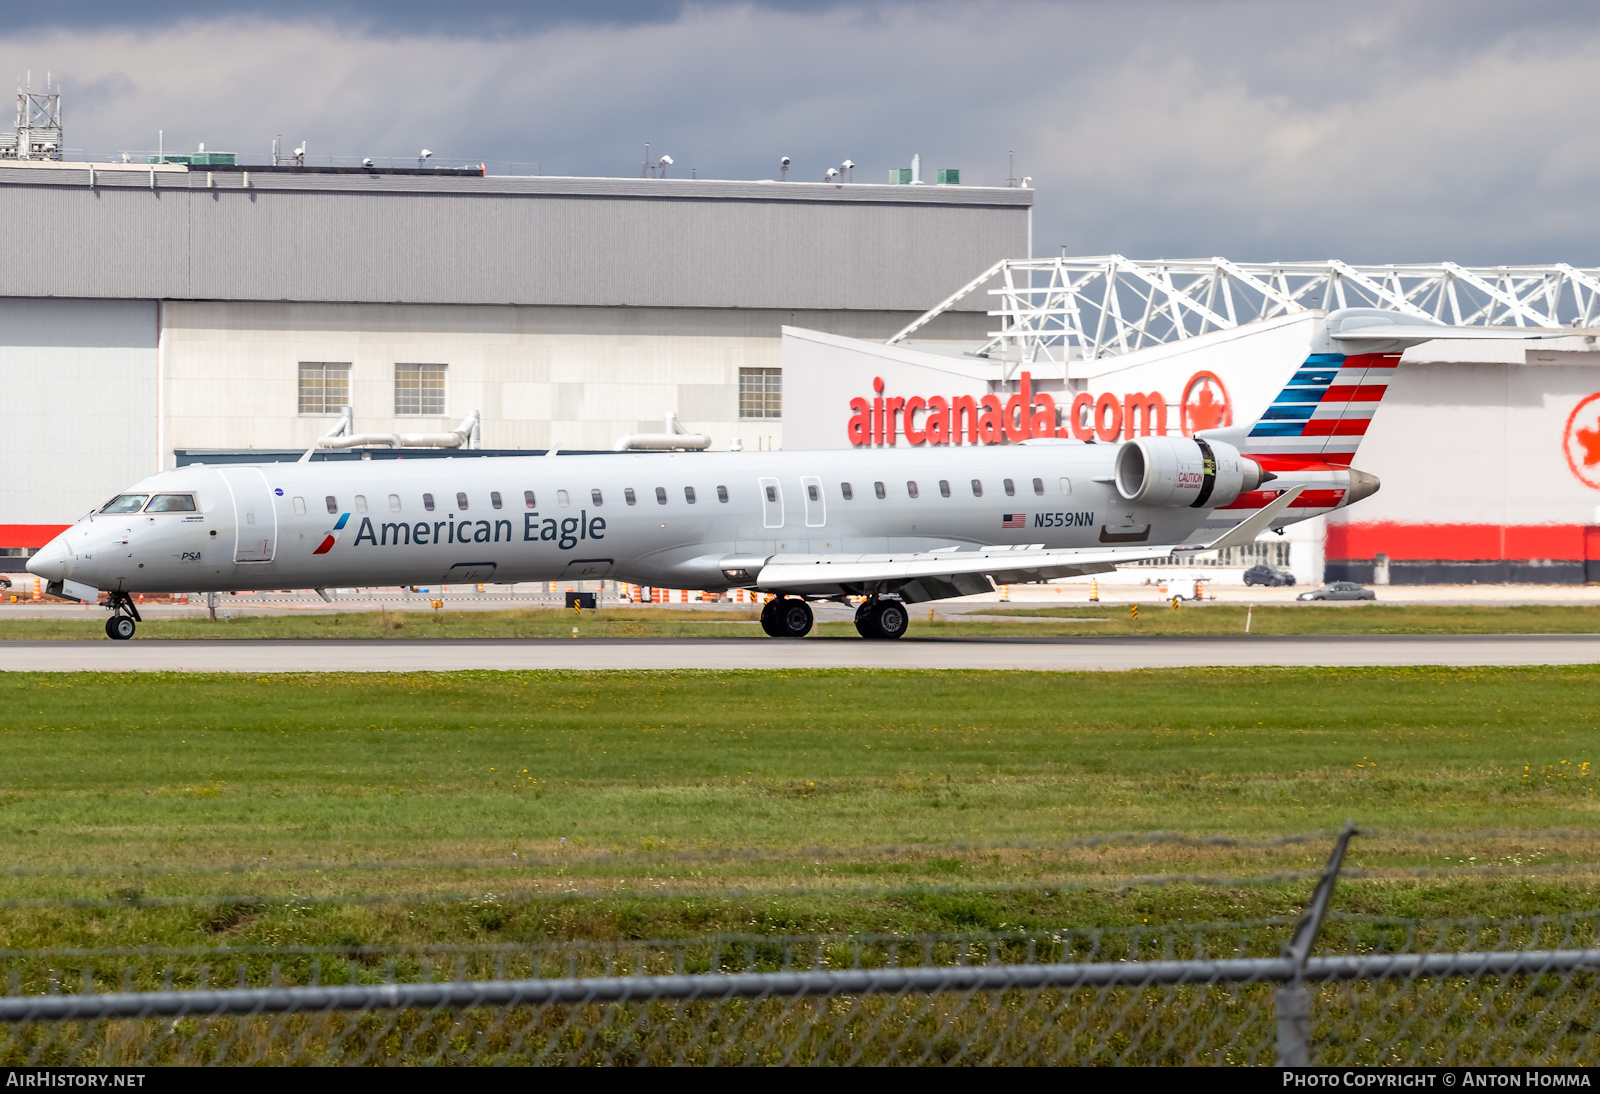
[25,310,1547,640]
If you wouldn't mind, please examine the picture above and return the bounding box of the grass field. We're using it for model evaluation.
[3,666,1600,951]
[1,601,1599,640]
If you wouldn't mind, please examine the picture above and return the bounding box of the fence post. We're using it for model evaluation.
[1275,821,1358,1066]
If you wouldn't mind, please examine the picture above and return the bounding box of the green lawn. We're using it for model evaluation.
[3,667,1600,948]
[2,601,1599,639]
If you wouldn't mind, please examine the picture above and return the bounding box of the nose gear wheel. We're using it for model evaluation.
[104,591,141,641]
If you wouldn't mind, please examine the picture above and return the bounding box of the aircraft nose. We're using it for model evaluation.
[26,537,70,581]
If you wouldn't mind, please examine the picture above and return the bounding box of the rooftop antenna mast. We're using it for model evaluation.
[10,70,62,161]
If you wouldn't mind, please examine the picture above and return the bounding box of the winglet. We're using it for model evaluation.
[1177,485,1306,554]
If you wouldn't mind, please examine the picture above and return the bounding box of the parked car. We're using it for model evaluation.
[1243,565,1296,587]
[1296,581,1376,602]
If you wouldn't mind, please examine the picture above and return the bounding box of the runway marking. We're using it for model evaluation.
[2,635,1597,673]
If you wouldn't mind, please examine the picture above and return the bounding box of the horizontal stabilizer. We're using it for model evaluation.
[1181,485,1304,554]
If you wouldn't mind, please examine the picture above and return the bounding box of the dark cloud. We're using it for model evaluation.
[5,1,1600,267]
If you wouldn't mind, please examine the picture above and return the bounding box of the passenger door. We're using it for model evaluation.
[219,467,278,563]
[758,477,784,529]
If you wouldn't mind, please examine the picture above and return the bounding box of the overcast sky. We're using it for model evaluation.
[5,1,1599,266]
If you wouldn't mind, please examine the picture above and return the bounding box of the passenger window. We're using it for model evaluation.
[101,494,148,514]
[1059,477,1071,495]
[656,487,668,505]
[292,497,306,515]
[841,482,853,500]
[906,481,919,499]
[874,481,886,500]
[456,492,469,510]
[1003,479,1015,496]
[354,494,368,514]
[938,480,950,498]
[490,491,503,510]
[326,495,338,514]
[625,488,637,506]
[717,485,729,503]
[389,494,402,512]
[524,490,536,508]
[591,489,603,506]
[557,490,570,508]
[806,484,820,502]
[146,494,197,512]
[685,486,697,504]
[423,493,435,512]
[764,486,776,503]
[971,479,983,497]
[1033,478,1044,496]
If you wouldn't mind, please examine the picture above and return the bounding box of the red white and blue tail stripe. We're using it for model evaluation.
[1244,351,1400,471]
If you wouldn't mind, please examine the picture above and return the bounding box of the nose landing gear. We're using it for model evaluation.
[854,596,909,640]
[760,596,814,638]
[104,592,141,641]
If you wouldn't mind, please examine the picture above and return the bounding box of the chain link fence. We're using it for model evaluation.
[6,828,1600,1065]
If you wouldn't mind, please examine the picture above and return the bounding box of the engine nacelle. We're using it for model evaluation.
[1113,436,1265,508]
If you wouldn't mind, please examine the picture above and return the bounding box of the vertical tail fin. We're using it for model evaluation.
[1245,351,1400,468]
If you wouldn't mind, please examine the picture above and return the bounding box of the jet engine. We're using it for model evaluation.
[1112,436,1267,509]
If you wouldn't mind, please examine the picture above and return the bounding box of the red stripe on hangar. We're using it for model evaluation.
[1219,489,1347,510]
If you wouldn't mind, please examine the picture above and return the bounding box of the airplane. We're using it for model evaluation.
[25,308,1552,640]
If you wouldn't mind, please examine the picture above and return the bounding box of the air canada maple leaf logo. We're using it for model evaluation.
[314,513,350,555]
[1563,393,1600,491]
[1181,371,1232,436]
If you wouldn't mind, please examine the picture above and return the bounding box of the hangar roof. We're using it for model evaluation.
[0,161,1031,312]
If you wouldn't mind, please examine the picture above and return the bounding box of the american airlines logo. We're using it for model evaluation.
[313,513,350,555]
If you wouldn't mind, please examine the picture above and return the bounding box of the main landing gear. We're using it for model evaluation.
[854,596,909,641]
[104,592,141,641]
[760,596,814,638]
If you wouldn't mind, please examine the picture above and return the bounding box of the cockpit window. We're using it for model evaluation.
[146,494,197,513]
[101,494,148,514]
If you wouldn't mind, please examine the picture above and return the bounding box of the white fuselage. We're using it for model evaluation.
[29,445,1347,597]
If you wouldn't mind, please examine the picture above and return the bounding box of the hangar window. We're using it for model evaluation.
[557,490,570,508]
[971,479,983,497]
[292,497,306,516]
[423,493,435,512]
[1033,478,1045,496]
[298,362,350,415]
[624,488,637,506]
[1059,477,1071,496]
[490,491,502,510]
[146,494,197,513]
[938,480,950,498]
[524,490,536,509]
[874,481,886,500]
[840,483,853,500]
[394,363,447,416]
[739,367,782,419]
[354,495,368,514]
[592,489,603,506]
[456,492,468,510]
[685,486,697,504]
[1003,478,1015,497]
[657,487,669,505]
[717,485,729,503]
[389,494,402,512]
[906,481,919,499]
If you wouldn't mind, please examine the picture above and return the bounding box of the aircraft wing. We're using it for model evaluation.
[754,488,1305,602]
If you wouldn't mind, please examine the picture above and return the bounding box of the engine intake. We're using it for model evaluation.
[1113,436,1266,508]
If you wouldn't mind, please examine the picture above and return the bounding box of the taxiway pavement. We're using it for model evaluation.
[2,634,1597,673]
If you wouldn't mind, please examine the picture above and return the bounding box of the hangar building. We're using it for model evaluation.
[0,158,1031,557]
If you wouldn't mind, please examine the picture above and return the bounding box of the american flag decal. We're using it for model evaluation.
[1001,513,1026,529]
